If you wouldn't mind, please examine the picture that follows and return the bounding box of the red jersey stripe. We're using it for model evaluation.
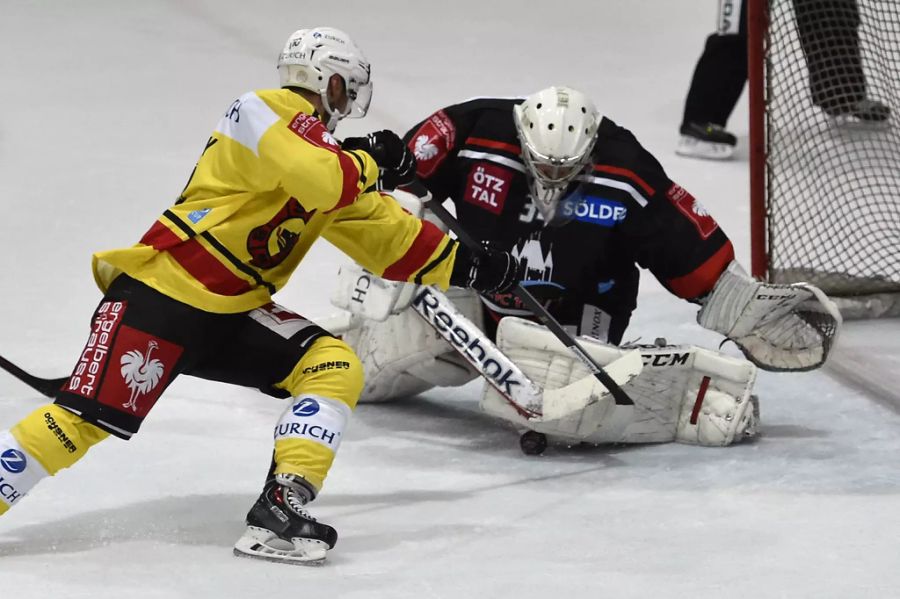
[465,136,521,155]
[593,165,656,196]
[139,220,251,296]
[382,220,446,281]
[667,241,735,299]
[330,151,361,212]
[139,219,179,249]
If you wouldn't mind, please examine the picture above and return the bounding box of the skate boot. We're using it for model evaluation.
[676,122,737,160]
[233,473,337,565]
[822,98,891,124]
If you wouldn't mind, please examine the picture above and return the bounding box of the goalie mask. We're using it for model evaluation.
[277,27,373,132]
[513,86,600,222]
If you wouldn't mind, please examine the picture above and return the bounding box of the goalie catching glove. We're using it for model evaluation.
[697,261,842,371]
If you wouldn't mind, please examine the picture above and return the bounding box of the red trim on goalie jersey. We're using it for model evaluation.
[466,136,521,156]
[593,164,656,197]
[139,221,251,296]
[667,241,735,299]
[382,220,446,282]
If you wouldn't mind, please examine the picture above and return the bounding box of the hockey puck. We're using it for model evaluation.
[519,430,548,455]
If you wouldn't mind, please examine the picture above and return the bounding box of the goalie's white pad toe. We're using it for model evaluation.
[233,526,329,566]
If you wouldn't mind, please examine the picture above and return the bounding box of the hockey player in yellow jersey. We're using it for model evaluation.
[0,27,521,565]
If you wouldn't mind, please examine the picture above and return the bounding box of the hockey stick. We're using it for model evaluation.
[407,181,636,409]
[0,354,67,398]
[410,284,641,421]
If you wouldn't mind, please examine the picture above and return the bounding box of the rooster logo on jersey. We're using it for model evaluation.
[691,199,710,217]
[414,134,439,161]
[667,183,718,239]
[120,340,165,412]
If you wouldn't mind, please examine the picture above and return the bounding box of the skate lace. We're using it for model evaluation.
[283,487,316,522]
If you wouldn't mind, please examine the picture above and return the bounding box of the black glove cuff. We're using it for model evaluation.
[449,243,477,289]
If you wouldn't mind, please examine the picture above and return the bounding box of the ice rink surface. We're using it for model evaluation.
[1,1,899,597]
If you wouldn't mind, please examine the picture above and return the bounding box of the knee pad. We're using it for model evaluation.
[276,336,364,409]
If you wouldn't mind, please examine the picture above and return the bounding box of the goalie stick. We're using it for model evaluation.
[0,354,67,398]
[405,181,637,411]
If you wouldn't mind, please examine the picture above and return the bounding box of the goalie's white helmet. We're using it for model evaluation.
[513,86,600,221]
[277,27,373,131]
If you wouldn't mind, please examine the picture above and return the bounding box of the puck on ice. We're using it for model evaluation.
[519,430,547,455]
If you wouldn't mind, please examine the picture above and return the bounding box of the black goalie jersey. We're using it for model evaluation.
[403,97,735,344]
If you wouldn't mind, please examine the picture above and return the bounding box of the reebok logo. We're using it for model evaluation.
[412,287,522,396]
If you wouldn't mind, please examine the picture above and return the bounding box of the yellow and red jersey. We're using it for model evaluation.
[93,89,457,313]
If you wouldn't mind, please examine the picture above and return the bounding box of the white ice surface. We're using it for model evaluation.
[1,2,899,597]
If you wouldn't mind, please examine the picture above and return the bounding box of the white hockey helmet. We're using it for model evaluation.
[513,86,600,221]
[277,27,373,131]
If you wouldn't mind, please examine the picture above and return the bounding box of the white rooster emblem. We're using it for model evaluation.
[414,134,438,161]
[691,198,710,217]
[120,340,165,412]
[321,130,338,147]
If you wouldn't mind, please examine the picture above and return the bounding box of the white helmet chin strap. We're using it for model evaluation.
[320,90,347,132]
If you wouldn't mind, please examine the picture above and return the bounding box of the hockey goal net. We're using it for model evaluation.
[748,0,900,318]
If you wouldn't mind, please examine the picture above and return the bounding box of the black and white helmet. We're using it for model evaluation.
[277,27,373,131]
[513,86,600,221]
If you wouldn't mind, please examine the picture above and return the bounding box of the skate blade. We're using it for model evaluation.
[233,527,329,566]
[675,136,735,160]
[828,115,890,132]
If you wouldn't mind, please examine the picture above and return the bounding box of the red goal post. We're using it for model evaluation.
[748,0,900,318]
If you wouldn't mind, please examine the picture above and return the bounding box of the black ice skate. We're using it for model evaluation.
[233,473,337,565]
[821,98,891,124]
[676,122,737,160]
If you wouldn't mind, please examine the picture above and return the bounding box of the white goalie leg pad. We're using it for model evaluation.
[341,287,482,402]
[480,317,630,440]
[670,349,759,447]
[697,261,842,371]
[330,262,418,322]
[481,317,759,446]
[328,190,447,323]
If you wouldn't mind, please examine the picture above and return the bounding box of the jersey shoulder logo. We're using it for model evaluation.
[667,183,718,239]
[410,110,456,177]
[288,112,339,151]
[414,134,439,161]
